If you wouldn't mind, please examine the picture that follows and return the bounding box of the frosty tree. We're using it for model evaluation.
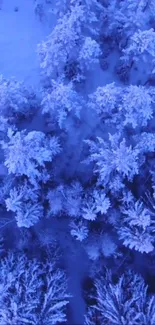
[88,83,122,127]
[70,220,89,241]
[1,129,61,185]
[38,4,86,76]
[118,200,155,254]
[84,133,140,190]
[93,271,155,325]
[121,28,155,70]
[100,233,117,258]
[88,83,122,115]
[41,80,84,128]
[0,75,37,120]
[47,182,83,218]
[120,85,155,128]
[82,189,111,221]
[0,252,70,325]
[78,37,101,73]
[88,84,155,129]
[135,132,155,154]
[55,0,103,20]
[38,2,101,79]
[5,182,43,228]
[102,0,147,48]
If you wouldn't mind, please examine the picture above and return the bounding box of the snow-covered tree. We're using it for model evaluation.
[84,308,96,325]
[0,173,13,206]
[0,116,13,140]
[84,133,139,190]
[82,199,97,221]
[88,83,122,120]
[118,200,155,253]
[121,29,155,69]
[102,0,150,48]
[120,85,155,128]
[81,188,110,221]
[94,271,155,325]
[54,0,103,37]
[121,200,152,230]
[47,185,64,217]
[1,129,61,185]
[38,2,101,79]
[5,182,39,213]
[85,236,100,261]
[88,84,155,129]
[134,132,155,154]
[37,262,70,325]
[63,182,83,217]
[0,75,37,120]
[55,0,103,19]
[47,182,83,218]
[85,231,117,261]
[70,219,89,241]
[38,4,86,76]
[5,182,43,228]
[118,224,155,254]
[78,37,101,72]
[92,190,111,215]
[41,80,83,128]
[144,0,155,17]
[47,183,110,222]
[0,252,70,325]
[100,233,117,258]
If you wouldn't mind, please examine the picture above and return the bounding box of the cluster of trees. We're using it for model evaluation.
[1,0,155,324]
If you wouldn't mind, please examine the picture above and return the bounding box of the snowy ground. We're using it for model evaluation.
[0,0,55,86]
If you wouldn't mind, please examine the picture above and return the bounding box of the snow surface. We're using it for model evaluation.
[0,0,55,87]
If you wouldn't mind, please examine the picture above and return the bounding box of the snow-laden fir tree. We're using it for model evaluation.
[55,0,103,20]
[0,252,70,325]
[93,270,155,325]
[54,0,102,37]
[85,236,100,261]
[120,85,155,128]
[82,188,111,221]
[70,220,89,241]
[100,233,117,258]
[0,75,36,120]
[102,0,147,48]
[38,3,101,78]
[88,83,122,120]
[88,84,155,129]
[5,182,43,228]
[118,199,155,253]
[1,128,61,185]
[78,37,101,73]
[121,28,155,70]
[41,80,83,128]
[134,132,155,154]
[84,133,140,191]
[92,190,111,214]
[84,308,96,325]
[82,200,97,221]
[38,4,86,76]
[47,182,83,217]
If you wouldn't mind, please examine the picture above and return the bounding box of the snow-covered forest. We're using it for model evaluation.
[1,0,155,324]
